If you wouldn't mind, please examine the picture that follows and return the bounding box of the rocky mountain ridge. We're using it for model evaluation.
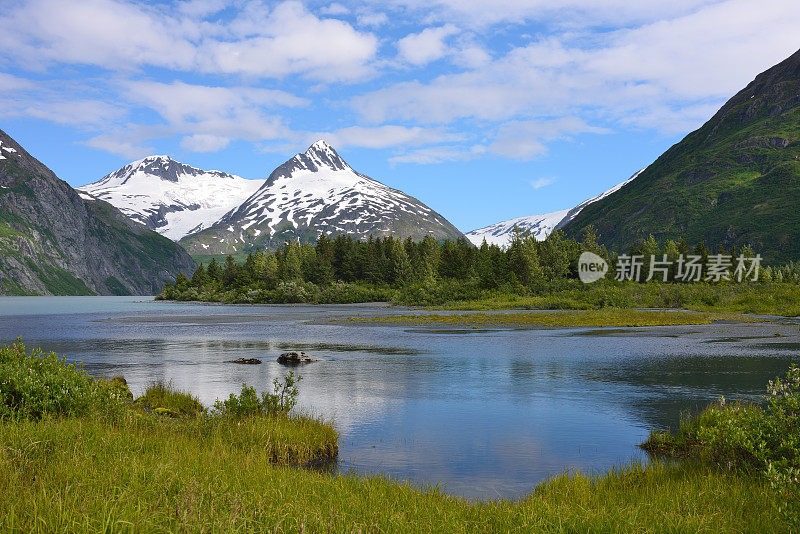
[179,141,464,255]
[0,128,195,295]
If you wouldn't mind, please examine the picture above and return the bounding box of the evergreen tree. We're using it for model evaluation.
[222,255,237,287]
[190,264,208,287]
[206,257,222,283]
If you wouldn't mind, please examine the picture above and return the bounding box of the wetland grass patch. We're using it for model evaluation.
[339,309,767,329]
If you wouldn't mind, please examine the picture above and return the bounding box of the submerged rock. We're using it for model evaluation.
[225,358,262,364]
[277,351,323,365]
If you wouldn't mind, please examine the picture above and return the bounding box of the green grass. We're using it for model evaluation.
[641,366,800,525]
[0,425,784,532]
[340,309,766,329]
[134,381,205,418]
[0,342,793,531]
[418,281,800,316]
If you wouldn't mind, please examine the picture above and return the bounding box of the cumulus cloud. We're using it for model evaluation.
[0,0,379,83]
[199,2,379,81]
[397,24,459,66]
[489,118,609,159]
[3,0,800,166]
[180,134,231,152]
[83,134,155,160]
[354,0,800,133]
[121,81,303,150]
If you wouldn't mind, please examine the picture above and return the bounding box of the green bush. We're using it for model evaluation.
[213,373,301,417]
[0,340,124,420]
[643,365,800,522]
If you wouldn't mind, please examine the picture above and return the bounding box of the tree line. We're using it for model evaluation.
[163,228,799,301]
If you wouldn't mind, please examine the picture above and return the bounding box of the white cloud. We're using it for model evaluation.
[84,135,154,160]
[0,0,196,71]
[357,11,389,27]
[318,125,462,149]
[125,81,307,121]
[180,134,231,152]
[388,145,478,165]
[3,0,800,167]
[0,73,36,91]
[0,0,379,83]
[354,0,800,133]
[198,2,379,82]
[383,0,721,28]
[489,118,609,159]
[177,0,227,18]
[397,24,459,66]
[530,177,555,189]
[320,3,350,15]
[124,81,304,142]
[20,100,125,128]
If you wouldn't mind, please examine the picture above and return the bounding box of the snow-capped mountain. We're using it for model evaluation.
[554,170,643,230]
[179,140,463,254]
[465,209,571,247]
[465,170,643,247]
[78,156,264,241]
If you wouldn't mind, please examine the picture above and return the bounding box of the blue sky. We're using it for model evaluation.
[1,0,799,232]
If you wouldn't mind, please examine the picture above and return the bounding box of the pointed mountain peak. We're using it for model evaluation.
[307,139,334,153]
[267,140,350,182]
[301,139,348,171]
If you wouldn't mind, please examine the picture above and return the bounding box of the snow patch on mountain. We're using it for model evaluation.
[466,170,643,248]
[78,156,264,240]
[181,140,463,254]
[0,139,17,160]
[226,140,433,235]
[466,209,570,247]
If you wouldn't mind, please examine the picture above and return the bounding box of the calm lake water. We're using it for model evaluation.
[1,296,798,500]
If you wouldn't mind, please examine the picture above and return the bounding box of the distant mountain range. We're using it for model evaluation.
[561,48,800,262]
[79,156,264,240]
[6,45,800,296]
[0,129,195,296]
[84,140,464,256]
[466,171,642,247]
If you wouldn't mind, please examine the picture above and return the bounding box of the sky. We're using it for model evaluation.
[1,0,799,233]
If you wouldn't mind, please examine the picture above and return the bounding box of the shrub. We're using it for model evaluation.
[643,365,800,523]
[213,373,302,417]
[0,340,123,420]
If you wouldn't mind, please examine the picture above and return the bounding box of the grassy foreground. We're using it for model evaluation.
[339,309,767,329]
[0,342,792,532]
[0,433,784,532]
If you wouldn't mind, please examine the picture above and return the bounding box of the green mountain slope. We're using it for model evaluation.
[563,48,800,263]
[0,128,196,295]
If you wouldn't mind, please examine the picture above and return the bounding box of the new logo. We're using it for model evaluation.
[578,252,609,284]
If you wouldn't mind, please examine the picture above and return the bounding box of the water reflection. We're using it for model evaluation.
[0,296,798,499]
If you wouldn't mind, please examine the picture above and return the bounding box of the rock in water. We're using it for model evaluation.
[225,358,262,364]
[277,351,323,365]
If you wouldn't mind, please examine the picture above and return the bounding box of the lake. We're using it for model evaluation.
[1,296,798,500]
